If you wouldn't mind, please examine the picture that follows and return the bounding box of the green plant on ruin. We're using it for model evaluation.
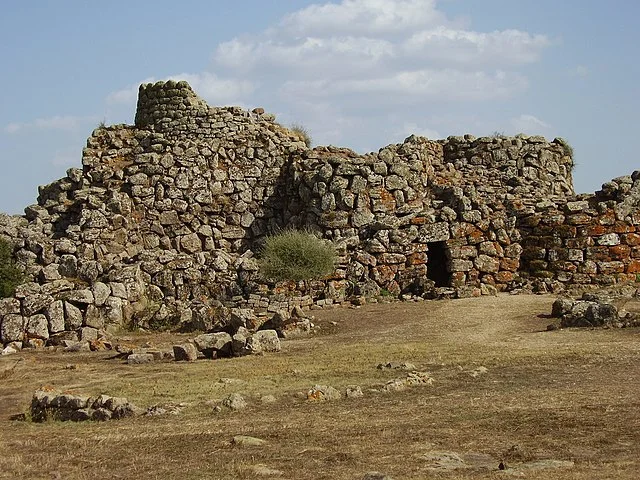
[290,123,313,148]
[555,137,574,158]
[258,229,336,283]
[0,237,24,298]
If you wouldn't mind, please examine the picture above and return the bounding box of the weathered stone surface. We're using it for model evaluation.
[22,293,53,316]
[84,305,104,329]
[194,332,232,357]
[222,393,247,411]
[1,314,25,342]
[59,289,94,304]
[307,384,341,401]
[64,301,83,330]
[92,282,110,306]
[173,343,198,362]
[2,79,638,346]
[247,330,281,353]
[232,435,266,446]
[45,300,65,333]
[127,353,155,364]
[26,314,49,339]
[79,326,98,342]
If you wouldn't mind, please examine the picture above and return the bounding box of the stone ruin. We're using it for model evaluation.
[1,80,639,348]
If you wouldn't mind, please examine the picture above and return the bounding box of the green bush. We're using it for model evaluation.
[0,238,24,298]
[258,229,336,282]
[290,123,312,148]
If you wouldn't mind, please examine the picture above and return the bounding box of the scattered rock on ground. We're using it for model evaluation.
[30,390,142,422]
[173,343,198,362]
[232,435,267,446]
[377,361,417,371]
[222,393,247,411]
[552,293,640,328]
[249,464,283,476]
[469,366,488,377]
[127,353,155,365]
[363,473,393,480]
[345,385,364,398]
[307,384,342,401]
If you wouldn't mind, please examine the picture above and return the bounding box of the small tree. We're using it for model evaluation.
[0,238,23,298]
[258,229,336,283]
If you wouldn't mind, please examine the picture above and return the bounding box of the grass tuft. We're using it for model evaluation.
[290,123,312,148]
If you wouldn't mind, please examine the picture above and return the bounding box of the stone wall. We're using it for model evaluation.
[1,80,638,348]
[517,173,640,288]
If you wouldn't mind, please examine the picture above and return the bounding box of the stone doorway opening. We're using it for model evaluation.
[427,241,450,287]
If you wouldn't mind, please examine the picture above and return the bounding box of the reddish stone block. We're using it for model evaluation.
[609,245,631,260]
[622,233,640,246]
[613,222,635,234]
[597,210,616,226]
[467,228,486,244]
[406,252,427,265]
[410,216,427,225]
[372,265,396,284]
[500,258,519,272]
[585,246,611,261]
[467,268,480,284]
[495,271,514,283]
[626,260,640,274]
[450,222,474,238]
[581,224,606,236]
[481,274,496,285]
[450,271,466,287]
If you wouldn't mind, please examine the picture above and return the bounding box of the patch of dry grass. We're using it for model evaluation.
[1,294,639,479]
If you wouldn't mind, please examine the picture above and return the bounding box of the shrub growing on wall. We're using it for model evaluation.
[290,123,312,148]
[0,238,23,298]
[258,229,336,282]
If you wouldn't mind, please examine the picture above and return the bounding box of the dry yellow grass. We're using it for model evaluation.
[1,294,639,479]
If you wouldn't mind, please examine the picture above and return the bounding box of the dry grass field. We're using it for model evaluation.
[1,293,639,479]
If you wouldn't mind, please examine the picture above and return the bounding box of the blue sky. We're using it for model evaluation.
[1,0,638,214]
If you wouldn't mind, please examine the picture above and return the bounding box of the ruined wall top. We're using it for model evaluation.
[134,80,280,139]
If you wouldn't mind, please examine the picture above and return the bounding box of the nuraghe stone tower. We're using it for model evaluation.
[1,80,639,347]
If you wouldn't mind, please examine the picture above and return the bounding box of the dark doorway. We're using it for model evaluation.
[427,241,450,287]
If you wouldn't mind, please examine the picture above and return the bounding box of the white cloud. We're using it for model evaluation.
[211,0,549,120]
[282,69,528,102]
[4,115,98,134]
[278,0,449,36]
[106,73,254,108]
[99,0,553,150]
[511,114,551,134]
[403,27,551,66]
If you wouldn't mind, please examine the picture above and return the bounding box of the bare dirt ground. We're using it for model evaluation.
[1,293,639,479]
